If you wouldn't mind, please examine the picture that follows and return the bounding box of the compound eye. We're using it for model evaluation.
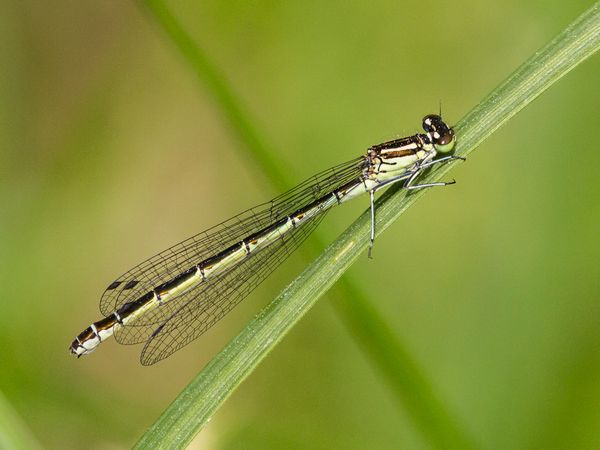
[422,114,455,152]
[434,129,456,153]
[436,129,454,145]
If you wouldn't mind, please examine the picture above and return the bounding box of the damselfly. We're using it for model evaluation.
[70,114,462,365]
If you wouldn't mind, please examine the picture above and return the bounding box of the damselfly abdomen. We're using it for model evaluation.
[70,114,460,365]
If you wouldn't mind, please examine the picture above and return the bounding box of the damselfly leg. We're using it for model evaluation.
[367,153,464,257]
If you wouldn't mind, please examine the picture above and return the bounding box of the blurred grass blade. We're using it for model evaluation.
[136,2,600,449]
[138,0,288,189]
[0,391,42,450]
[330,284,475,449]
[140,0,475,447]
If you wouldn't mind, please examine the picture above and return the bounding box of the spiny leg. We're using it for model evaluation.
[418,154,465,169]
[367,154,463,257]
[404,154,463,189]
[406,179,456,190]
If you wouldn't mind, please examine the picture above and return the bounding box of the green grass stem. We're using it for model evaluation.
[135,2,600,448]
[0,391,42,450]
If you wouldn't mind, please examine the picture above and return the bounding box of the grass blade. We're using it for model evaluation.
[139,0,477,447]
[0,391,42,450]
[138,0,288,188]
[135,2,600,448]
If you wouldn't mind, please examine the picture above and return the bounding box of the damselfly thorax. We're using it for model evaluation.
[70,114,461,365]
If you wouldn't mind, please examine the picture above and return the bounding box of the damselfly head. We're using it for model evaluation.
[422,114,456,153]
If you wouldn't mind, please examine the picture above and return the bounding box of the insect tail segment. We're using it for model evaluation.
[69,313,123,358]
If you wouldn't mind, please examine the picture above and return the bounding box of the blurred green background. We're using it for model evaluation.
[1,1,599,449]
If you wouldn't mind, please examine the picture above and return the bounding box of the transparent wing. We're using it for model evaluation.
[137,210,327,365]
[99,156,366,316]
